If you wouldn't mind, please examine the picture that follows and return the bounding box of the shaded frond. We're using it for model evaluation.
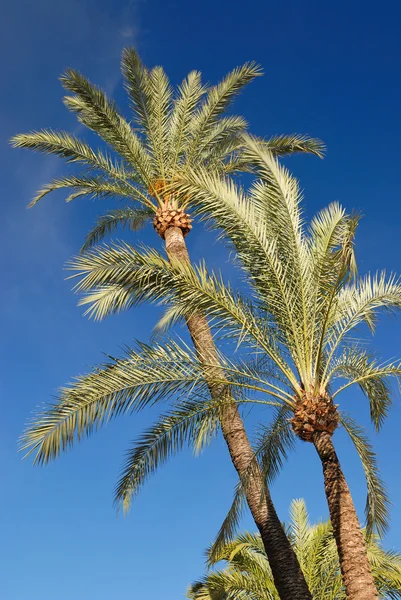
[115,398,221,513]
[330,347,400,429]
[80,207,153,252]
[339,413,390,537]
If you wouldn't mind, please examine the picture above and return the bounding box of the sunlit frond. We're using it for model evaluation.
[61,68,154,184]
[20,340,211,465]
[168,70,206,166]
[120,47,153,136]
[186,62,262,164]
[325,273,401,364]
[68,242,297,387]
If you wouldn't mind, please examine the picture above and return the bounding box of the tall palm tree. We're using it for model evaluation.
[188,499,401,600]
[29,140,401,599]
[13,48,324,600]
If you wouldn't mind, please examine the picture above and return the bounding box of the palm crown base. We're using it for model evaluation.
[153,207,192,239]
[291,394,340,442]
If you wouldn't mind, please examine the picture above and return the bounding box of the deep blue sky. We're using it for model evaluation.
[2,1,401,598]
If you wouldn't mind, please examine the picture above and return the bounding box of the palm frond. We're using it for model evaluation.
[168,70,206,166]
[68,243,297,388]
[121,47,153,136]
[186,62,261,164]
[208,481,247,566]
[146,65,173,177]
[80,207,153,252]
[115,398,221,513]
[28,174,147,207]
[261,134,325,158]
[324,272,401,372]
[20,340,210,465]
[340,413,390,537]
[61,68,154,183]
[330,347,400,430]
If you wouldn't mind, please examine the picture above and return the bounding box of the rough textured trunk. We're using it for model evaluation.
[164,226,312,600]
[313,431,379,600]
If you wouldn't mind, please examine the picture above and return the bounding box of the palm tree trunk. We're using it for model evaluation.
[164,225,312,600]
[313,430,378,600]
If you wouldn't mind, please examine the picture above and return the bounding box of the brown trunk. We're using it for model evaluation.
[164,226,312,600]
[313,431,378,600]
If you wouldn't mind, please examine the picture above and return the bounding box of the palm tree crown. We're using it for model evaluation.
[11,47,323,250]
[21,140,400,536]
[188,499,401,600]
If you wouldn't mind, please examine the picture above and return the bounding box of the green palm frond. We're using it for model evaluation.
[330,348,400,429]
[221,133,325,174]
[339,413,390,537]
[120,47,153,135]
[80,207,153,252]
[190,499,401,600]
[20,340,210,465]
[29,175,146,207]
[115,397,221,513]
[324,273,401,369]
[146,65,173,177]
[256,406,295,482]
[168,70,206,165]
[61,68,154,184]
[68,243,297,388]
[209,481,248,567]
[261,134,325,159]
[186,62,262,164]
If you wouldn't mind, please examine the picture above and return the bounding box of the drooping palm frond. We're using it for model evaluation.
[329,348,400,429]
[20,341,210,464]
[190,500,401,600]
[21,335,285,468]
[339,413,390,537]
[80,207,153,252]
[114,397,221,513]
[323,273,401,375]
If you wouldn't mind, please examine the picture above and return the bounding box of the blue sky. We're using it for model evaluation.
[1,1,401,598]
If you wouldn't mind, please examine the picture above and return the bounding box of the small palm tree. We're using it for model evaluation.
[29,140,401,599]
[13,49,323,600]
[188,499,401,600]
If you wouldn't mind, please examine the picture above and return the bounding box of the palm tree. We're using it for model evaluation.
[31,140,401,599]
[13,48,324,600]
[188,499,401,600]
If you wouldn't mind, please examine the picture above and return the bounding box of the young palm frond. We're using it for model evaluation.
[189,500,401,600]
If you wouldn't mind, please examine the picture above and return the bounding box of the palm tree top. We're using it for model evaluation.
[10,47,324,247]
[188,499,401,600]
